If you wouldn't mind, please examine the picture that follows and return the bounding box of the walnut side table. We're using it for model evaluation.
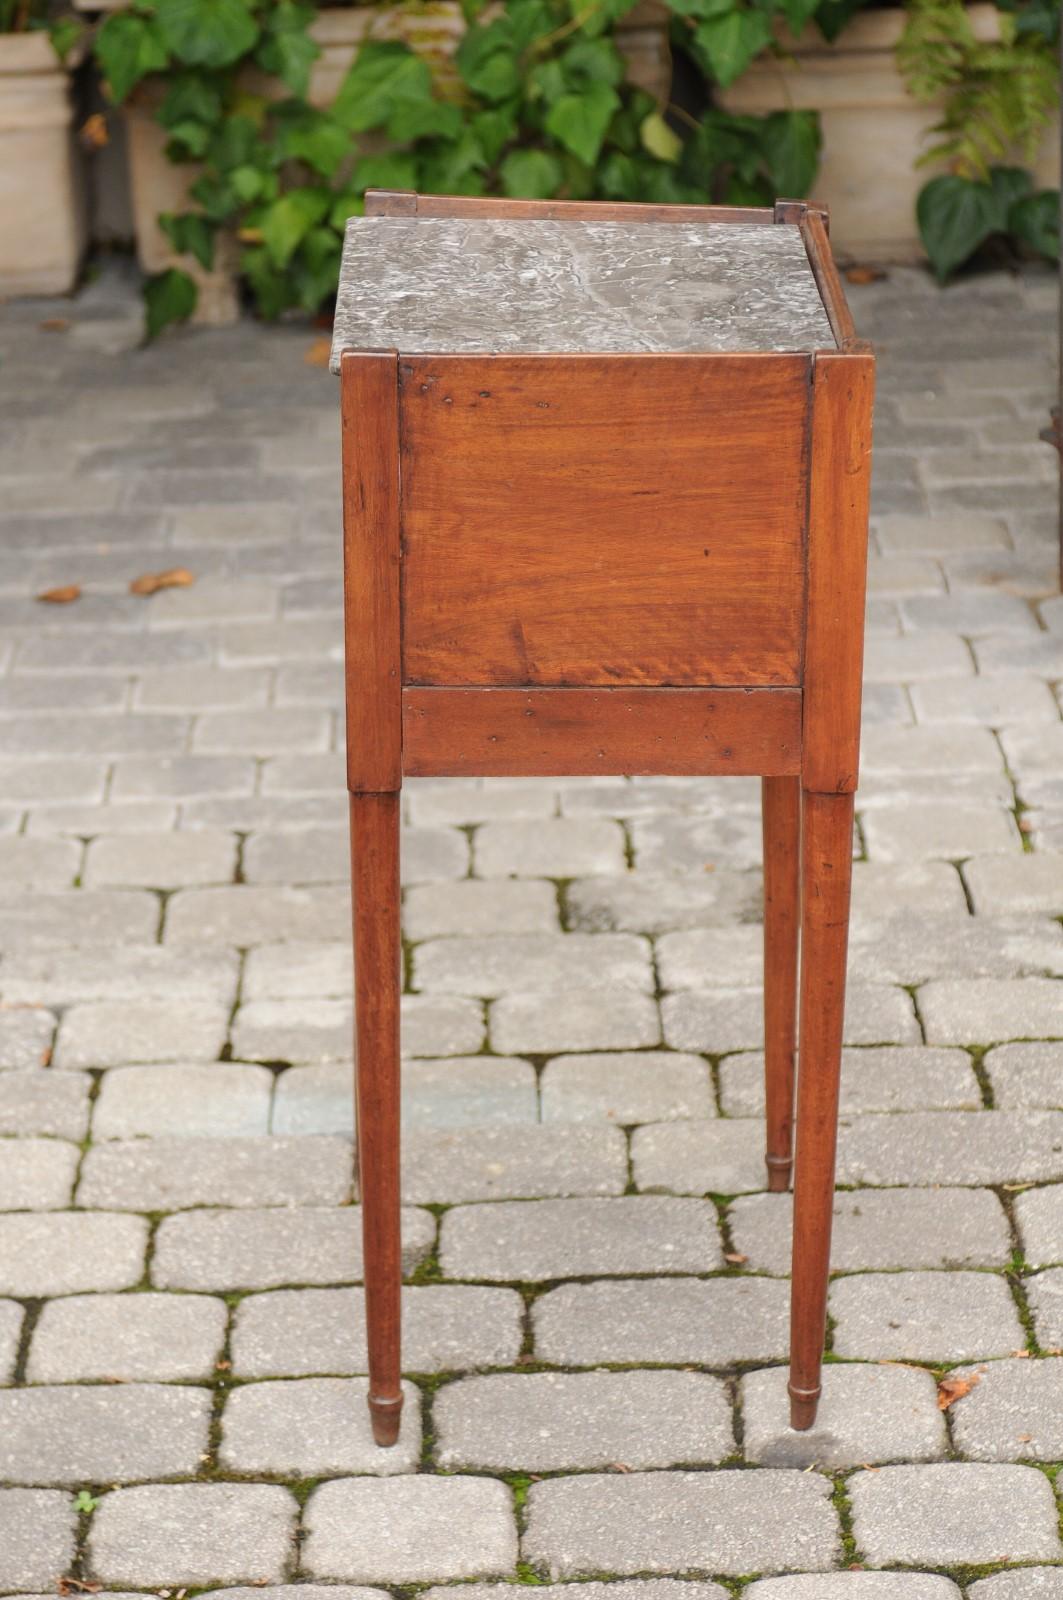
[330,190,874,1446]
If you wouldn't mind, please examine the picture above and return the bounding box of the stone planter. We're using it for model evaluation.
[0,31,86,296]
[118,0,671,322]
[718,5,1061,263]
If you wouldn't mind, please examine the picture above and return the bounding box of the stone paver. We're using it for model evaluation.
[0,1488,76,1591]
[949,1357,1063,1460]
[831,1270,1024,1360]
[2,266,1061,1596]
[0,1383,211,1483]
[491,988,660,1052]
[55,999,229,1066]
[441,1197,723,1280]
[0,1211,148,1296]
[719,1047,979,1116]
[401,1124,627,1202]
[220,1377,421,1475]
[742,1362,946,1466]
[92,1062,273,1138]
[78,1134,352,1209]
[434,1370,733,1470]
[0,1007,55,1070]
[986,1042,1063,1107]
[523,1470,838,1577]
[27,1293,227,1383]
[0,1298,23,1384]
[152,1205,435,1289]
[231,1284,522,1375]
[0,1139,79,1210]
[0,1070,90,1138]
[541,1276,784,1366]
[848,1463,1063,1566]
[969,1572,1063,1598]
[540,1051,713,1122]
[302,1477,518,1581]
[747,1582,962,1599]
[273,1057,537,1133]
[731,1187,1012,1272]
[88,1483,296,1583]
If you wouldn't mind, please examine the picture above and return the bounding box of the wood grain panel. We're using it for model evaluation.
[801,349,875,793]
[365,189,775,225]
[402,686,802,777]
[341,350,402,792]
[399,354,811,688]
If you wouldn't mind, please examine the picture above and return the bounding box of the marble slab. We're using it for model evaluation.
[330,216,837,370]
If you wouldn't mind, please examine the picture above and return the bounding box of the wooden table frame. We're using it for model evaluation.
[340,190,874,1445]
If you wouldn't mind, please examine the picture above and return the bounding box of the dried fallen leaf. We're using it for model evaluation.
[724,1251,748,1265]
[844,265,887,285]
[37,584,81,604]
[39,316,70,333]
[611,1462,632,1472]
[215,1358,232,1371]
[80,111,109,149]
[40,1046,52,1066]
[58,1580,102,1595]
[1017,1432,1034,1442]
[130,567,196,596]
[937,1367,984,1410]
[304,336,332,368]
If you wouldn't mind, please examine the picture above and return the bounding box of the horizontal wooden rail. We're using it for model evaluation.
[401,686,802,778]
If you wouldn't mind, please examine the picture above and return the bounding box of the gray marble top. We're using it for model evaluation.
[329,216,837,370]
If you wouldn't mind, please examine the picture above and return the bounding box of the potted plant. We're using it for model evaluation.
[716,0,1059,263]
[0,0,86,294]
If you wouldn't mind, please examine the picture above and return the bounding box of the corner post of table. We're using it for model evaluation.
[340,348,404,1446]
[789,346,875,1431]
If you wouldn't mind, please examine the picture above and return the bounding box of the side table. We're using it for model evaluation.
[330,190,874,1445]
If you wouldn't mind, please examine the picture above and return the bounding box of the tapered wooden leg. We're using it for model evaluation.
[788,789,854,1431]
[762,776,800,1193]
[350,790,403,1447]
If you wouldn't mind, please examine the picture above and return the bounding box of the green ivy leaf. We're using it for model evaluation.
[917,174,998,281]
[230,163,268,201]
[1010,189,1060,261]
[255,0,319,95]
[640,110,682,163]
[760,110,820,198]
[158,71,223,129]
[276,108,351,177]
[260,187,331,268]
[500,147,564,197]
[456,15,522,101]
[561,36,625,87]
[987,164,1034,231]
[49,17,85,64]
[419,127,487,193]
[544,81,619,166]
[165,120,212,158]
[577,0,641,39]
[333,41,435,131]
[159,210,217,270]
[290,223,342,310]
[777,0,821,37]
[189,171,238,219]
[94,12,169,103]
[471,104,519,163]
[144,267,198,340]
[386,97,464,141]
[694,9,773,87]
[208,114,259,171]
[330,191,365,229]
[241,244,298,318]
[354,152,419,191]
[155,0,259,68]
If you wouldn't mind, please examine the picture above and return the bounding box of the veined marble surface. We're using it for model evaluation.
[329,216,838,370]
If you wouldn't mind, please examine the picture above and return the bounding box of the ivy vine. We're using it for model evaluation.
[89,0,830,333]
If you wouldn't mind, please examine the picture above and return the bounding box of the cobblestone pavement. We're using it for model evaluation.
[0,259,1061,1597]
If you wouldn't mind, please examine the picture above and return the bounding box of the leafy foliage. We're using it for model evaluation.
[918,164,1059,279]
[87,0,834,335]
[899,0,1059,280]
[898,0,1058,177]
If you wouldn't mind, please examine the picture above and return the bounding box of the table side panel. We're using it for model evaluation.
[402,687,802,777]
[398,353,811,689]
